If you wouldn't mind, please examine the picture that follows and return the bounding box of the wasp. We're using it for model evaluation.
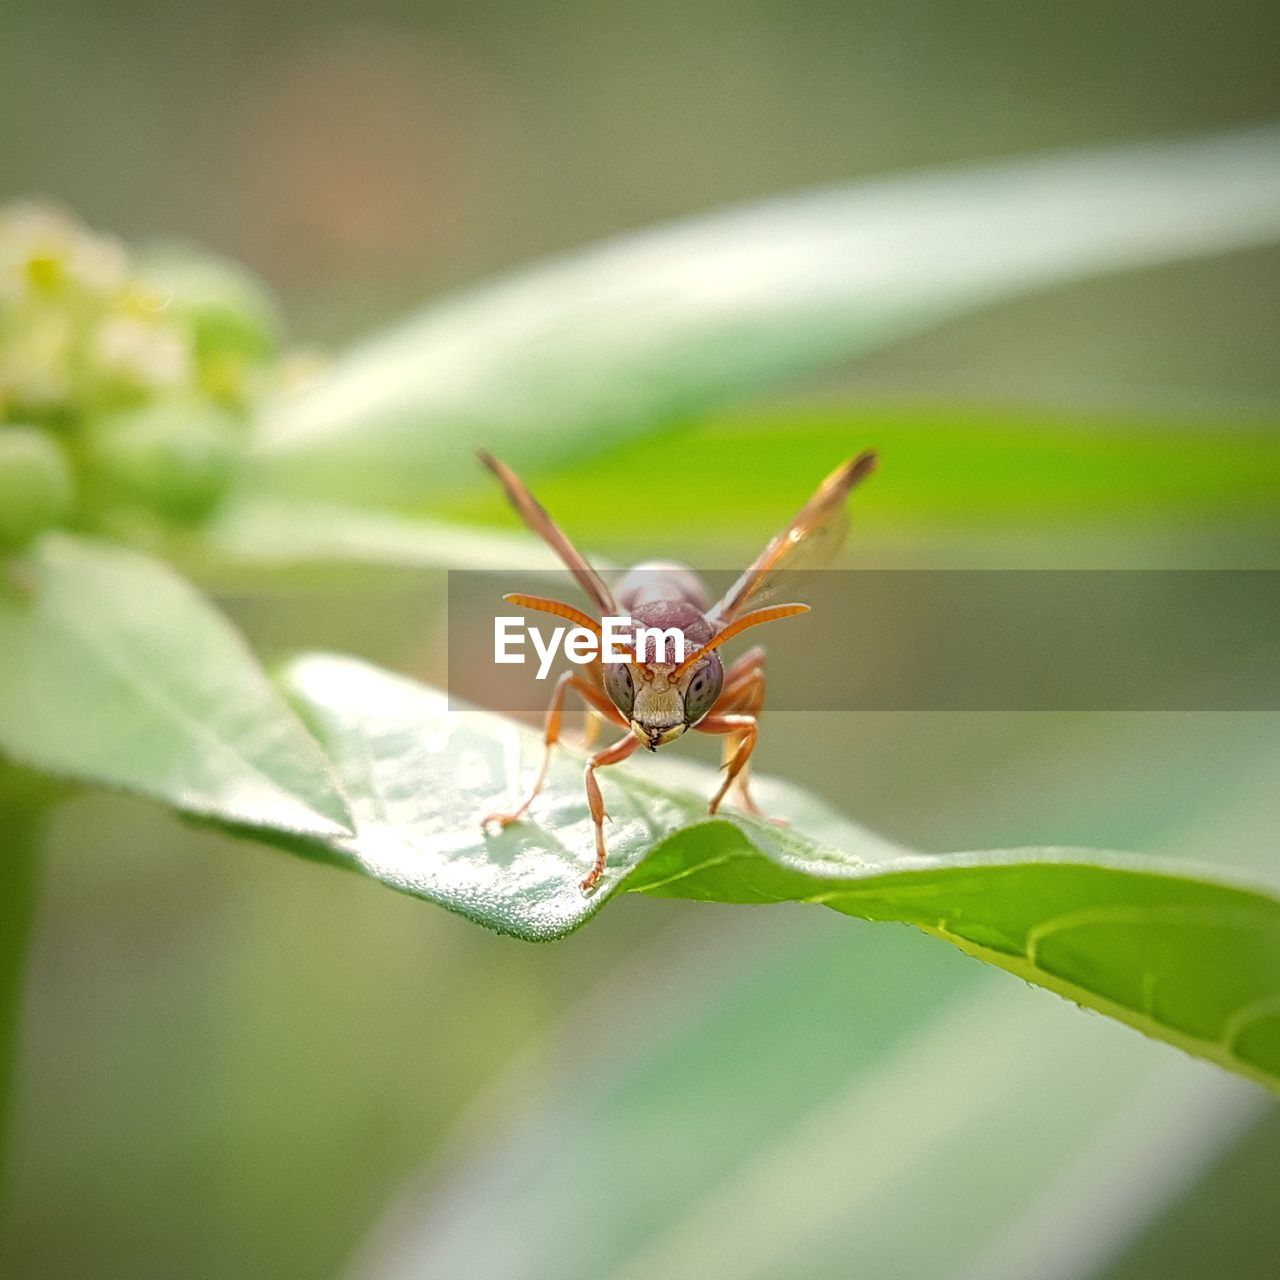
[478,447,878,893]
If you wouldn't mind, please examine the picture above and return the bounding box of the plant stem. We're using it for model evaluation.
[0,775,48,1191]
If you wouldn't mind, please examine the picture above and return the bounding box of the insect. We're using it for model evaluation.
[478,447,878,893]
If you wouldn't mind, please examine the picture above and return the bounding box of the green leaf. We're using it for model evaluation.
[198,495,615,575]
[442,407,1280,549]
[280,652,1280,1093]
[0,535,352,840]
[198,411,1280,582]
[198,410,1280,577]
[253,125,1280,510]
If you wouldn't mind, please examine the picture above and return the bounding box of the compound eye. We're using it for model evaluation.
[603,662,635,718]
[683,653,724,724]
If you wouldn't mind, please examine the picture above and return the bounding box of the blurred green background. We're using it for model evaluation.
[2,1,1278,1277]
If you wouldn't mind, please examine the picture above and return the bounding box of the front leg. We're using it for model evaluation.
[578,656,607,750]
[581,732,642,894]
[706,647,778,819]
[693,712,759,815]
[482,671,625,832]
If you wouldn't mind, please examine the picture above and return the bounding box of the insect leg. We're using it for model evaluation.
[482,672,625,831]
[712,648,772,817]
[580,707,605,751]
[579,656,606,749]
[582,732,642,894]
[693,712,759,816]
[718,644,767,703]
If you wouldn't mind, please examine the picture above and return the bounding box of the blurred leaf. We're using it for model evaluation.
[347,921,1266,1280]
[443,407,1280,550]
[253,125,1280,510]
[0,535,351,840]
[204,411,1280,578]
[280,653,1280,1093]
[200,495,616,574]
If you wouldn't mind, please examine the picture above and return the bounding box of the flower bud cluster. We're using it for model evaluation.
[0,202,285,548]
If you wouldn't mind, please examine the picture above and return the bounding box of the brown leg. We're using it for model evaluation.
[718,645,766,703]
[482,672,625,831]
[580,706,604,751]
[581,732,642,893]
[693,712,759,815]
[709,648,772,818]
[578,656,605,749]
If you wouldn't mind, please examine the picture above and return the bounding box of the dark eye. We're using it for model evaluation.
[683,655,723,723]
[604,663,635,717]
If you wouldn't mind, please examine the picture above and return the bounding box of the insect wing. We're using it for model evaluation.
[479,450,618,615]
[708,450,877,625]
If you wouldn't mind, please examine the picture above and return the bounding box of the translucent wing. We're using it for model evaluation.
[708,451,878,625]
[478,450,618,615]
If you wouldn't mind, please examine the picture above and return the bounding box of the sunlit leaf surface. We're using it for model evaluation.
[253,126,1280,511]
[280,652,1280,1093]
[0,535,352,839]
